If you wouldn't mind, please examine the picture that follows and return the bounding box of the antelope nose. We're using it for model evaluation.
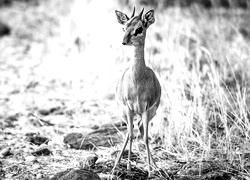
[122,42,126,45]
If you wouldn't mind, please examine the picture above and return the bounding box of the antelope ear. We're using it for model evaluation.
[144,9,155,28]
[115,10,129,25]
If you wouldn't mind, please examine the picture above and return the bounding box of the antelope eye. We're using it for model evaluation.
[134,27,143,36]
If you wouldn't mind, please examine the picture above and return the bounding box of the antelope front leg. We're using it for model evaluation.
[127,111,134,172]
[114,132,129,170]
[142,111,155,177]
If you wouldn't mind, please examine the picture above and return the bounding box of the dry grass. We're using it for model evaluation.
[70,1,250,178]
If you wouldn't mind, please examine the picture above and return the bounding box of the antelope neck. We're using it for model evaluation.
[133,44,146,68]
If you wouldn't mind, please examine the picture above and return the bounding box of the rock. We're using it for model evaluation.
[64,131,121,150]
[0,0,11,7]
[238,0,249,9]
[5,114,18,121]
[91,125,99,130]
[31,147,52,156]
[38,106,61,116]
[239,26,250,41]
[201,0,213,8]
[4,114,19,128]
[36,173,43,179]
[38,109,51,116]
[32,164,40,170]
[25,155,37,162]
[220,0,230,8]
[64,123,126,150]
[0,21,10,37]
[63,133,85,149]
[49,168,101,180]
[85,155,98,169]
[0,147,11,158]
[26,133,49,145]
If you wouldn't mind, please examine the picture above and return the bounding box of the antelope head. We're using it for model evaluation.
[115,7,155,46]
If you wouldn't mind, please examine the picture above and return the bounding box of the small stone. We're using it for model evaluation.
[36,173,43,179]
[49,168,101,180]
[32,164,40,169]
[63,133,86,149]
[186,167,200,175]
[26,155,37,162]
[26,133,49,145]
[38,109,51,116]
[31,147,52,156]
[0,147,11,158]
[38,107,60,116]
[86,155,98,169]
[91,125,99,130]
[0,21,10,37]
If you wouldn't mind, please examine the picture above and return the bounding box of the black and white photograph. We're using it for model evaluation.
[0,0,250,179]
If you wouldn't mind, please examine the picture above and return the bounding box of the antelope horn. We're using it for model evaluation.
[139,7,144,19]
[131,6,135,18]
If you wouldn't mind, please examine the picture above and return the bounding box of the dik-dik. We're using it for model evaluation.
[114,7,161,177]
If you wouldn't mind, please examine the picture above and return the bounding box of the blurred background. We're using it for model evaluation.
[1,0,250,159]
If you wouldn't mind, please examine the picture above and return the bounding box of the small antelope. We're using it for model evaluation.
[114,7,161,176]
